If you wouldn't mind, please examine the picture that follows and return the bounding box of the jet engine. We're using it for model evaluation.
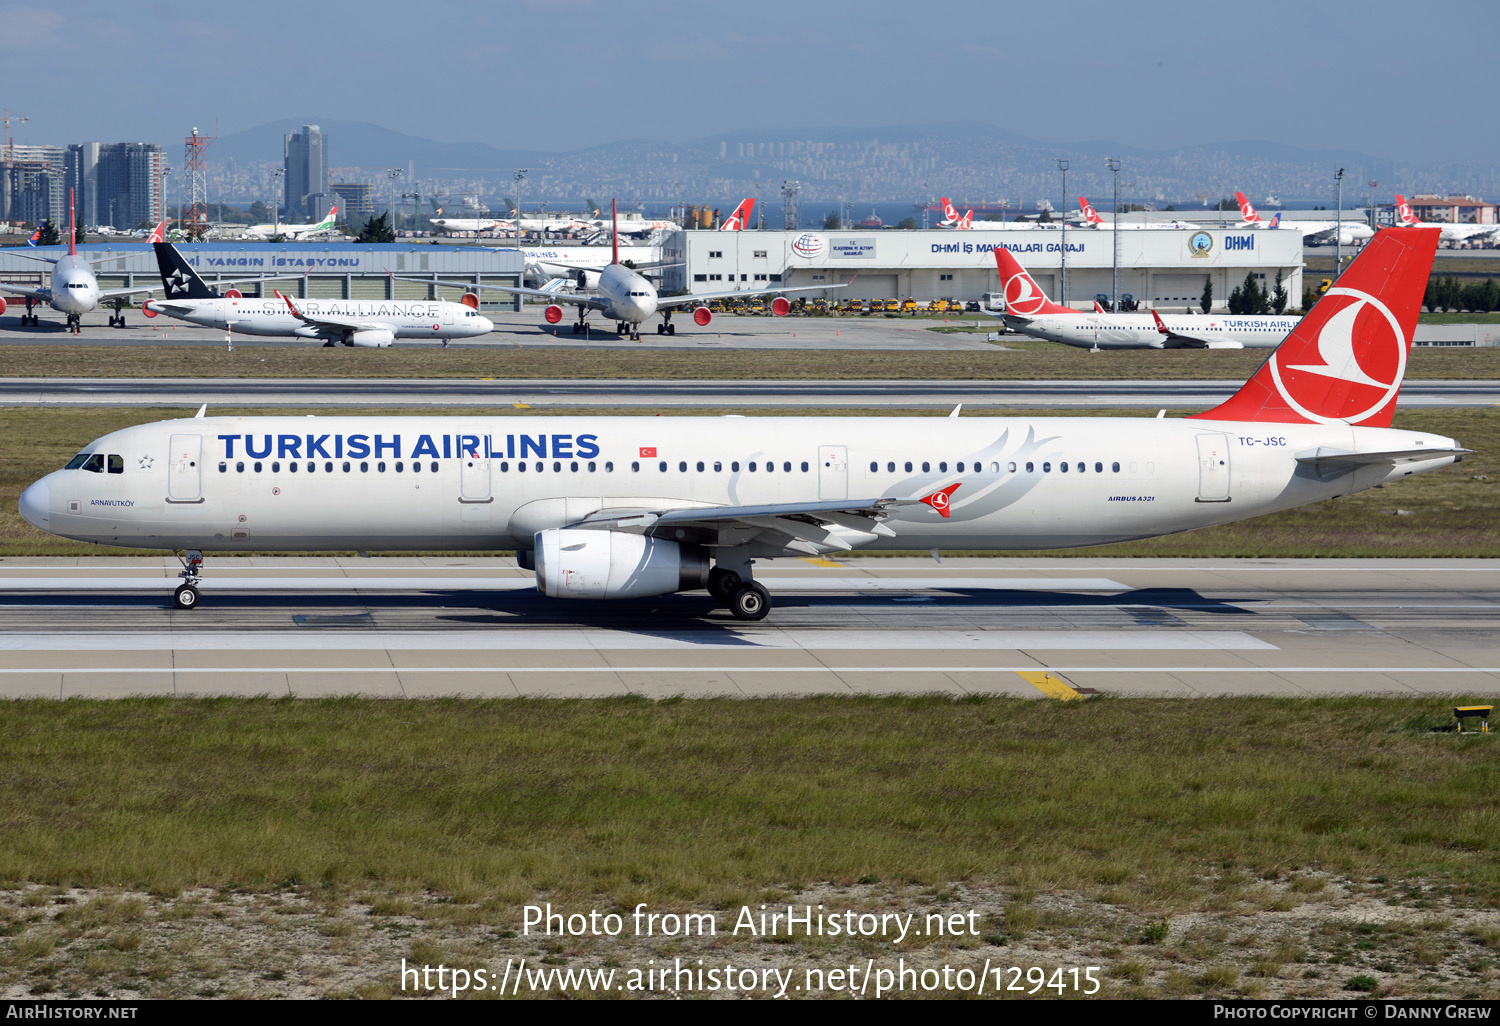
[461,292,479,309]
[544,305,564,324]
[142,301,158,318]
[223,288,242,299]
[534,529,708,600]
[348,329,396,348]
[771,297,791,316]
[0,298,7,316]
[692,306,712,326]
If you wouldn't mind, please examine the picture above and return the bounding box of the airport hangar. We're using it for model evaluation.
[0,244,525,311]
[660,227,1305,312]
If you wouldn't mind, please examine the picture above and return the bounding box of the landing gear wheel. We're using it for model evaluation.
[727,582,770,621]
[666,323,676,336]
[656,323,665,335]
[323,340,335,347]
[173,583,200,610]
[572,323,580,334]
[707,568,741,603]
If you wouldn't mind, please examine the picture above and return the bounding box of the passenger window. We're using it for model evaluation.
[413,462,422,473]
[306,462,314,473]
[1008,462,1016,473]
[328,462,335,473]
[272,462,281,472]
[1146,462,1155,474]
[921,462,930,473]
[605,461,614,472]
[713,461,722,472]
[1043,462,1051,472]
[870,462,878,472]
[1095,462,1103,473]
[887,462,895,473]
[431,462,439,472]
[680,461,688,472]
[218,462,226,473]
[659,461,667,472]
[518,462,527,473]
[1060,462,1068,473]
[570,462,578,472]
[108,455,124,474]
[631,461,640,472]
[939,462,947,473]
[289,462,299,473]
[956,462,964,473]
[904,462,912,472]
[395,462,403,473]
[360,462,369,472]
[732,461,740,472]
[343,462,350,472]
[237,462,245,472]
[766,462,774,473]
[991,461,1002,474]
[552,462,561,473]
[697,461,705,472]
[784,462,792,472]
[82,454,104,473]
[749,462,757,472]
[499,461,509,472]
[588,462,596,472]
[377,462,386,472]
[1112,462,1121,472]
[1076,462,1084,473]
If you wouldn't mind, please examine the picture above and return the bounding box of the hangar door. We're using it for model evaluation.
[1152,274,1206,306]
[841,274,898,300]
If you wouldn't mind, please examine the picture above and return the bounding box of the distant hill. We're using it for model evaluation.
[212,117,551,171]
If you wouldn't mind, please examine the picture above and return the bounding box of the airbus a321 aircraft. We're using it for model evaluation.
[0,190,158,332]
[991,247,1299,349]
[240,206,340,241]
[142,242,493,346]
[18,228,1464,621]
[405,200,845,339]
[1394,194,1498,245]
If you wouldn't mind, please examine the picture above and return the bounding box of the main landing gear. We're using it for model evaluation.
[655,311,676,336]
[173,550,204,610]
[107,299,126,328]
[20,299,39,327]
[570,313,592,337]
[707,565,770,621]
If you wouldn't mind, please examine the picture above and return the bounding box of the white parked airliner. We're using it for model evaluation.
[142,242,493,347]
[241,206,340,241]
[17,228,1465,620]
[991,247,1299,349]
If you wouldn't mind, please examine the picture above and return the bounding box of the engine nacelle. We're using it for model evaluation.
[534,529,708,600]
[348,329,395,348]
[223,288,242,299]
[461,292,479,309]
[0,297,7,316]
[544,304,564,324]
[771,296,791,316]
[692,306,712,326]
[142,301,158,318]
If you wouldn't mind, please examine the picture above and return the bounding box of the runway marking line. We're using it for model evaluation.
[1014,669,1084,701]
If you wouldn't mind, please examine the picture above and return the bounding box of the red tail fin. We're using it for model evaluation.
[1189,227,1438,428]
[993,246,1075,316]
[720,198,754,230]
[611,198,619,265]
[939,197,958,222]
[1078,196,1102,225]
[68,187,77,256]
[1394,194,1419,226]
[1235,192,1260,224]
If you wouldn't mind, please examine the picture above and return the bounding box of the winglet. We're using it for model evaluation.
[919,483,961,518]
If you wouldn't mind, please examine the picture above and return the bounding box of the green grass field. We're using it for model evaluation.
[1,342,1498,380]
[0,405,1492,557]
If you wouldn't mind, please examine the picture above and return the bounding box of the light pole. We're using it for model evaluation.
[159,165,172,237]
[271,168,282,240]
[513,169,527,250]
[920,182,929,230]
[1106,156,1121,312]
[1334,167,1345,280]
[387,168,403,237]
[1055,158,1068,307]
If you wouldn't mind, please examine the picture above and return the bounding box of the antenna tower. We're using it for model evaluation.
[780,179,800,231]
[183,126,216,237]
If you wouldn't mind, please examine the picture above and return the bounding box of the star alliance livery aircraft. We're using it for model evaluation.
[18,228,1464,620]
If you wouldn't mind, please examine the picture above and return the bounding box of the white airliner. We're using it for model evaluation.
[937,198,974,230]
[0,190,157,332]
[512,244,674,291]
[1078,197,1198,230]
[141,242,493,347]
[17,228,1464,622]
[241,206,340,242]
[404,200,843,339]
[1234,192,1362,244]
[992,247,1298,349]
[1394,194,1499,244]
[430,211,509,234]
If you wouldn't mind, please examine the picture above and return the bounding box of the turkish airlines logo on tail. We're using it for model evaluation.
[1395,195,1417,226]
[919,483,961,517]
[940,198,960,223]
[1268,288,1406,424]
[1001,259,1047,314]
[1236,192,1260,224]
[1078,197,1102,225]
[721,198,754,231]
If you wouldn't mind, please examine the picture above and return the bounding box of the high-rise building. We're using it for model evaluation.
[2,144,65,224]
[330,182,374,221]
[283,124,328,219]
[66,143,164,229]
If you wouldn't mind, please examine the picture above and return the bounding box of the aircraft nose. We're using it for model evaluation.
[476,317,495,334]
[18,478,48,530]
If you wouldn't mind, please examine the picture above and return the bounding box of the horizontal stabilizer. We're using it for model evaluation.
[1296,445,1469,469]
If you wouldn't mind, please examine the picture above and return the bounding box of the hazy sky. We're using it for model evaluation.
[2,0,1493,162]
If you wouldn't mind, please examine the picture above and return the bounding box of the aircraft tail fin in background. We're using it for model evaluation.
[1268,212,1281,229]
[1395,194,1420,226]
[958,210,973,230]
[152,242,222,300]
[993,246,1077,317]
[1188,226,1439,429]
[721,198,754,230]
[68,188,77,257]
[1235,191,1262,226]
[1078,196,1104,226]
[147,220,168,243]
[939,197,960,224]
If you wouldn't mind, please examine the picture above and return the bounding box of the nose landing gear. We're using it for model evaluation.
[173,550,204,610]
[66,313,81,335]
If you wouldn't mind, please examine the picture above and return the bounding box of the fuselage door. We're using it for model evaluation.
[818,445,848,500]
[1195,432,1231,502]
[460,452,492,502]
[167,433,203,502]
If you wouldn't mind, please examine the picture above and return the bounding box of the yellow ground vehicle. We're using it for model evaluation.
[750,300,766,314]
[869,299,886,312]
[900,298,919,314]
[844,298,865,314]
[811,298,828,312]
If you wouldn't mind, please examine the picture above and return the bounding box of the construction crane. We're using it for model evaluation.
[3,109,29,162]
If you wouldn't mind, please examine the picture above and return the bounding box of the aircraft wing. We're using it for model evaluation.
[0,282,51,301]
[386,273,611,310]
[1150,309,1243,349]
[655,279,852,309]
[4,252,59,266]
[98,284,160,300]
[569,496,931,554]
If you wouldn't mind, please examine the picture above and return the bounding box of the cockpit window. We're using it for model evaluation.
[65,452,91,470]
[81,454,105,473]
[107,454,124,475]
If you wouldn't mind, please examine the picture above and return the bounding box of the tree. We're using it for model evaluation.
[823,211,841,230]
[249,200,268,222]
[1164,204,1177,212]
[1037,209,1053,223]
[1240,272,1269,315]
[1271,269,1288,315]
[357,212,395,244]
[1216,198,1237,211]
[74,220,86,247]
[36,221,60,246]
[896,217,917,230]
[1228,285,1243,315]
[1199,276,1213,314]
[1302,286,1317,312]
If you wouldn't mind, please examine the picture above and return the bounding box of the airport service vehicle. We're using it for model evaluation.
[400,201,844,340]
[240,206,340,242]
[991,247,1298,349]
[142,242,493,347]
[18,229,1463,622]
[1394,195,1498,245]
[0,191,157,332]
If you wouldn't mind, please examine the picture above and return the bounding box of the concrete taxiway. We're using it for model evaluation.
[2,377,1496,409]
[0,557,1494,699]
